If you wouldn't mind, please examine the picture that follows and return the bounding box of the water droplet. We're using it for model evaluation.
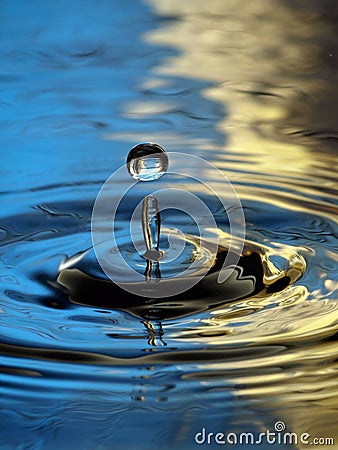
[126,142,168,182]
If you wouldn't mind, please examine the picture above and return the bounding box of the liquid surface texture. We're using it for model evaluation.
[1,1,337,449]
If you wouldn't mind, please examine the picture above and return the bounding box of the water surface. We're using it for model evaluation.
[1,1,337,449]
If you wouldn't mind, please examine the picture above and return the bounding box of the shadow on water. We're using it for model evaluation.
[0,0,338,449]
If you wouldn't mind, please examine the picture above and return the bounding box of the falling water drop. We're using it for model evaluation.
[126,142,168,181]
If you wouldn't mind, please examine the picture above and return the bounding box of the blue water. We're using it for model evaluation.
[1,1,337,449]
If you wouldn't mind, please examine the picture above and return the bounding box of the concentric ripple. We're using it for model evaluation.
[1,0,338,448]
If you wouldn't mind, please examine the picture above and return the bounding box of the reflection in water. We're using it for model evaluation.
[1,0,337,449]
[141,1,334,204]
[139,1,338,445]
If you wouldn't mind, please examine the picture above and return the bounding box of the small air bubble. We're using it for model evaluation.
[126,142,168,182]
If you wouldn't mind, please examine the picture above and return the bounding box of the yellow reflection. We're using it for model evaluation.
[103,0,337,442]
[138,0,337,220]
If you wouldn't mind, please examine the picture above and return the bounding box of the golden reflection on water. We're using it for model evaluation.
[138,0,338,445]
[140,0,337,200]
[104,1,338,218]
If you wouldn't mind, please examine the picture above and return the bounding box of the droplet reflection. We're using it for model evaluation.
[126,142,169,181]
